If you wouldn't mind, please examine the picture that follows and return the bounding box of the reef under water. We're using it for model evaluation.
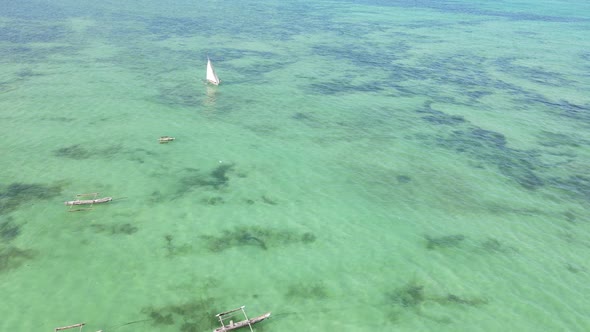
[385,278,488,324]
[0,246,36,273]
[424,234,466,250]
[549,174,590,202]
[161,234,193,258]
[155,82,203,108]
[417,102,466,126]
[405,100,552,191]
[260,195,278,205]
[565,262,586,274]
[200,225,316,253]
[164,234,174,255]
[53,144,124,161]
[0,182,62,215]
[479,237,519,254]
[89,223,139,235]
[210,163,235,187]
[175,163,237,198]
[141,297,217,332]
[53,144,91,160]
[238,195,279,206]
[412,99,590,204]
[434,126,544,190]
[434,293,488,307]
[396,175,412,184]
[388,279,425,308]
[200,196,225,206]
[0,217,21,242]
[285,281,329,301]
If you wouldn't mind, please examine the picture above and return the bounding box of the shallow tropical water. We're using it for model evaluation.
[1,1,589,331]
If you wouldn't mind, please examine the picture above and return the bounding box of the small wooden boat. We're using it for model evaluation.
[64,193,113,212]
[54,322,102,332]
[159,136,175,143]
[64,197,112,206]
[213,306,270,332]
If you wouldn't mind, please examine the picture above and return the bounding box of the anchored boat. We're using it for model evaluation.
[54,322,102,332]
[213,306,270,332]
[64,193,114,212]
[158,136,175,143]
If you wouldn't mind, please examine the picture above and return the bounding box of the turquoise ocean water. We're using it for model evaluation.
[1,0,589,331]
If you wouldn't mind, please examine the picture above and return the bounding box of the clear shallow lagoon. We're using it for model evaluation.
[1,1,589,331]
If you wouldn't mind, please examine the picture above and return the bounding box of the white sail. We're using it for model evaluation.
[206,57,220,85]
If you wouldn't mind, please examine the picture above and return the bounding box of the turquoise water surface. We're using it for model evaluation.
[1,1,589,331]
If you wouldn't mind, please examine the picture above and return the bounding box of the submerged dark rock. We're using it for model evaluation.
[425,234,465,250]
[0,218,20,241]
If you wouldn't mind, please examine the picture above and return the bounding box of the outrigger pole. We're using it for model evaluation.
[54,323,85,332]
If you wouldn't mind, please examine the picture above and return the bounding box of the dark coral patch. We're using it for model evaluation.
[0,246,36,273]
[53,145,91,159]
[425,234,465,250]
[0,182,62,215]
[141,297,217,331]
[200,226,316,252]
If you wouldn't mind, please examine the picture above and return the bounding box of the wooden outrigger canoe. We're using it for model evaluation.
[64,197,112,206]
[213,306,270,332]
[54,322,103,332]
[159,136,175,143]
[64,193,116,212]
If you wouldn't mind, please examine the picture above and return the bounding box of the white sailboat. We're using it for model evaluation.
[206,57,220,85]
